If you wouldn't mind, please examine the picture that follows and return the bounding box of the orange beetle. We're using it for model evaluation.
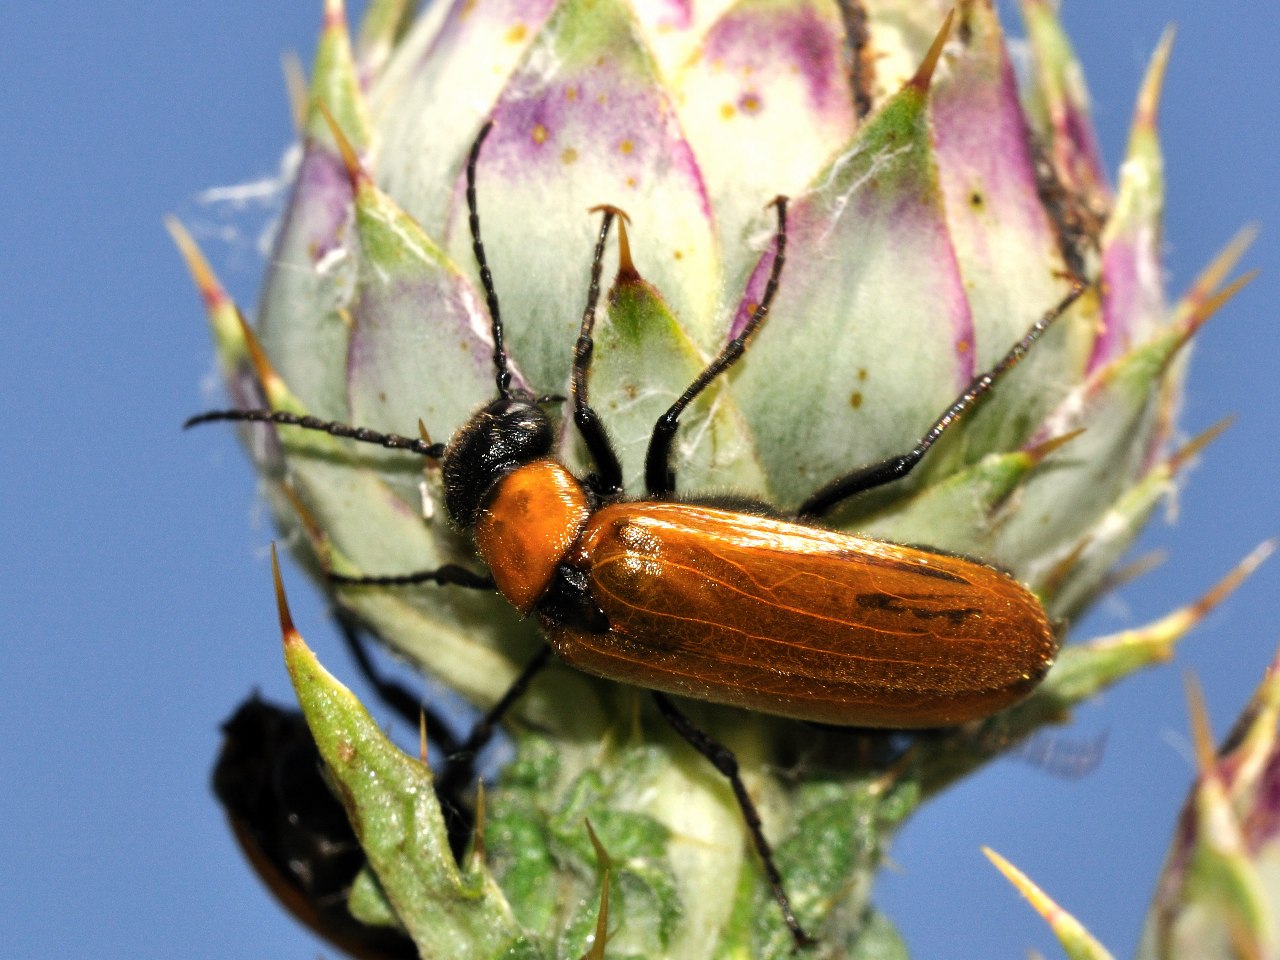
[190,121,1084,944]
[545,501,1054,728]
[471,448,1056,728]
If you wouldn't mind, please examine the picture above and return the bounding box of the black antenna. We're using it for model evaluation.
[182,409,445,458]
[833,0,873,120]
[466,121,512,399]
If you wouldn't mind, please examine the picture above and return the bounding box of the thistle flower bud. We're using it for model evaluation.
[178,1,1257,955]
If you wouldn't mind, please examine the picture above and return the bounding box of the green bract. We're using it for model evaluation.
[177,0,1257,956]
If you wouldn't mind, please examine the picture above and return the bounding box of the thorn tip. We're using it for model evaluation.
[589,204,635,278]
[315,99,366,188]
[270,544,299,644]
[281,51,308,135]
[908,8,955,93]
[236,313,281,399]
[1183,671,1216,773]
[165,216,227,310]
[1134,25,1176,132]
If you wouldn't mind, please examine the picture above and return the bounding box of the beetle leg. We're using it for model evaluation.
[644,198,789,498]
[335,616,554,861]
[336,614,553,799]
[795,282,1088,519]
[651,692,815,948]
[328,564,494,589]
[334,610,462,752]
[571,207,627,498]
[436,646,555,796]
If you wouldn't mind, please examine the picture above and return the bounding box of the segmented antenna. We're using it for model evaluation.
[182,409,445,458]
[466,121,512,400]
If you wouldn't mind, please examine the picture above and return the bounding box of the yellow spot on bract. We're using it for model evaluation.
[720,103,735,120]
[741,93,762,114]
[565,86,578,101]
[625,176,637,188]
[850,391,863,409]
[596,93,607,105]
[505,22,527,42]
[956,339,971,355]
[673,249,684,260]
[532,123,549,144]
[857,367,868,381]
[561,147,578,165]
[460,0,475,14]
[619,139,634,155]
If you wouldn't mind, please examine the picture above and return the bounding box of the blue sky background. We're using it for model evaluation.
[4,2,1277,957]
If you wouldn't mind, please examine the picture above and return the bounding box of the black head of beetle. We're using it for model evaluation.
[441,397,555,528]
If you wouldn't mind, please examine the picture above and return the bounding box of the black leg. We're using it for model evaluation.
[645,198,789,498]
[796,282,1088,519]
[652,692,814,948]
[335,618,553,858]
[329,564,495,589]
[334,611,462,755]
[335,610,548,770]
[570,206,626,498]
[436,647,554,796]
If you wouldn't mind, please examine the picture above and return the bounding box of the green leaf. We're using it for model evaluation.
[282,592,544,960]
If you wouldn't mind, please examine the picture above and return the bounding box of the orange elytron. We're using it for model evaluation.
[552,501,1055,728]
[189,118,1084,945]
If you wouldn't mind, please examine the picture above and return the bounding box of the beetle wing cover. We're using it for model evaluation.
[553,503,1056,727]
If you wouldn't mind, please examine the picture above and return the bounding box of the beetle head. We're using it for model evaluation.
[442,397,555,528]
